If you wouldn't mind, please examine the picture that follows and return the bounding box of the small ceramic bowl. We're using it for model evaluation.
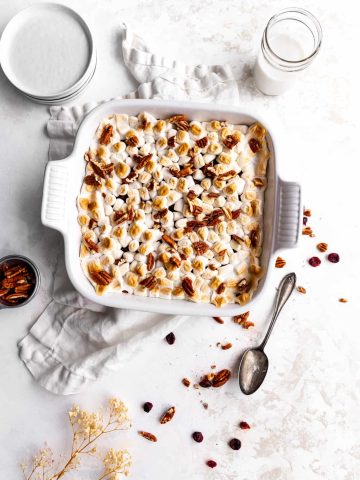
[0,255,40,309]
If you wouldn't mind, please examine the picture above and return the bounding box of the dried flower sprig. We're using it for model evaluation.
[21,398,131,480]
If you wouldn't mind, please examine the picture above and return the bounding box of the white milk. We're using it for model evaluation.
[254,34,305,95]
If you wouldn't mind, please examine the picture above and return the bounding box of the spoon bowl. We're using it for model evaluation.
[238,272,296,395]
[239,348,269,395]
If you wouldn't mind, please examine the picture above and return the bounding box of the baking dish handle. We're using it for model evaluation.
[275,178,302,250]
[41,158,70,235]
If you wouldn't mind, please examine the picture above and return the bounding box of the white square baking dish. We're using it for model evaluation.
[41,99,301,316]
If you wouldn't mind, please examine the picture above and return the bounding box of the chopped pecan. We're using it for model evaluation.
[182,277,195,297]
[168,114,188,123]
[216,282,226,294]
[14,284,32,293]
[186,220,206,231]
[302,226,313,236]
[140,275,158,290]
[297,286,306,294]
[231,208,242,220]
[146,253,155,271]
[249,138,261,153]
[90,160,114,179]
[0,288,9,297]
[213,316,224,324]
[125,134,139,147]
[275,256,286,268]
[99,124,113,145]
[3,293,28,302]
[303,209,312,217]
[113,211,128,225]
[138,431,157,442]
[187,190,196,200]
[84,174,101,187]
[83,237,99,252]
[4,266,27,279]
[162,234,177,249]
[196,137,209,148]
[134,154,153,170]
[253,177,265,187]
[127,207,135,221]
[231,234,244,244]
[223,134,240,149]
[90,269,113,286]
[237,278,250,293]
[217,169,237,180]
[233,311,250,325]
[167,136,176,148]
[160,406,176,424]
[207,192,220,198]
[169,165,194,177]
[182,378,191,387]
[221,343,233,350]
[192,241,209,255]
[122,171,138,184]
[202,163,216,179]
[249,228,260,248]
[153,208,168,220]
[317,242,328,252]
[212,369,231,388]
[88,218,97,229]
[170,256,181,268]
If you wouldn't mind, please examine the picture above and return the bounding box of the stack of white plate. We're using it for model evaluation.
[0,3,96,105]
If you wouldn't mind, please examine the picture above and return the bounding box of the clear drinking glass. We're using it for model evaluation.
[254,8,322,95]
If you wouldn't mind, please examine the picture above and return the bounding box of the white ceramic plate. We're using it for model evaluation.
[41,99,302,316]
[0,3,95,99]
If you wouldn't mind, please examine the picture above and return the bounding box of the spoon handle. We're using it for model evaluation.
[259,272,296,351]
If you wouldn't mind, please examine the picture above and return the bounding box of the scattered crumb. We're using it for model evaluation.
[210,365,216,369]
[339,298,348,303]
[193,384,200,389]
[302,226,313,236]
[213,316,224,324]
[303,209,312,217]
[221,342,233,350]
[297,286,306,294]
[202,402,209,410]
[182,377,191,387]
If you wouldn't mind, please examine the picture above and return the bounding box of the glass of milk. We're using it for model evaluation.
[254,8,322,95]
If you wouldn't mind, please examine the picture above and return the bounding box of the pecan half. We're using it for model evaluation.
[140,275,158,290]
[90,270,113,286]
[122,171,138,184]
[113,211,128,225]
[186,220,206,231]
[162,234,177,249]
[99,124,113,145]
[182,277,195,297]
[212,369,231,388]
[170,256,181,268]
[138,431,157,442]
[125,135,139,147]
[207,192,220,198]
[317,242,328,252]
[192,241,209,255]
[196,137,208,148]
[231,234,244,244]
[160,406,176,424]
[146,253,155,271]
[182,378,191,387]
[168,114,188,123]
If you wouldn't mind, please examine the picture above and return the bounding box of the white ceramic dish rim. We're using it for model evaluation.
[0,3,95,99]
[41,99,302,316]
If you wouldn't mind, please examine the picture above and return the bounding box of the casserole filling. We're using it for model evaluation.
[77,112,269,307]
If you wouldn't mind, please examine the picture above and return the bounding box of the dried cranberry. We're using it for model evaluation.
[303,217,308,225]
[327,252,340,263]
[206,460,217,468]
[143,402,153,413]
[308,256,321,267]
[165,332,175,345]
[199,379,212,388]
[192,431,204,443]
[239,421,250,430]
[229,438,242,450]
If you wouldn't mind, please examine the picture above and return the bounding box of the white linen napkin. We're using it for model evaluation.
[18,25,240,395]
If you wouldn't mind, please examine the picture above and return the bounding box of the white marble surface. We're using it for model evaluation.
[0,0,359,478]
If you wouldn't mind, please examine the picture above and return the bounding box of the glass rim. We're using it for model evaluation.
[264,7,323,67]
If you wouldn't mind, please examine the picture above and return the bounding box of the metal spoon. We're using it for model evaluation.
[238,272,296,395]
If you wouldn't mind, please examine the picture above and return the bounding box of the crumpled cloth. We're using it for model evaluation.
[18,24,240,395]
